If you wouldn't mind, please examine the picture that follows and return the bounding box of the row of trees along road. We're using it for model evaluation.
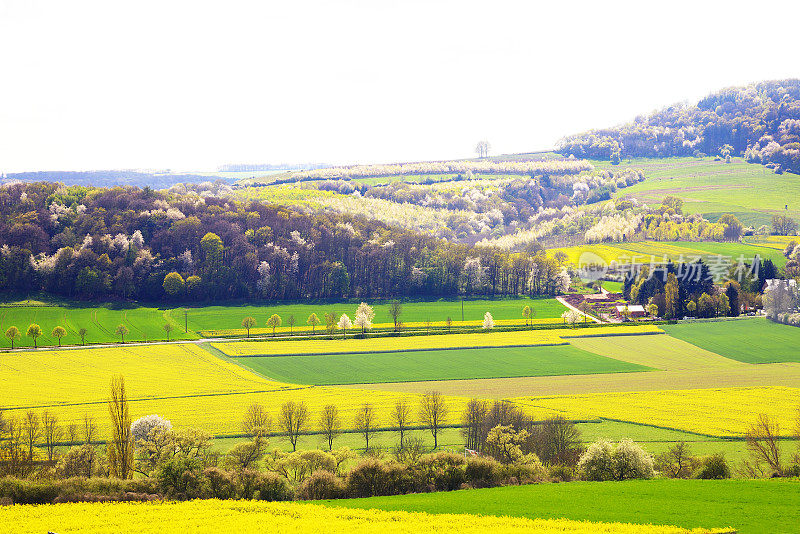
[3,322,178,348]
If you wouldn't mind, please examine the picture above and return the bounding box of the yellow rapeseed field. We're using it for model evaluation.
[0,343,560,439]
[0,344,268,407]
[547,244,629,265]
[0,500,732,534]
[512,386,800,437]
[11,384,492,439]
[200,317,561,337]
[213,325,663,356]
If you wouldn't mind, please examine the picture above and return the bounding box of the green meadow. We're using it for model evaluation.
[595,156,800,227]
[318,479,800,533]
[232,344,651,385]
[662,318,800,364]
[176,297,567,333]
[0,303,196,347]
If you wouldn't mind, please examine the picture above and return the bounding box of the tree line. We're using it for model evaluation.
[5,376,796,505]
[558,79,800,175]
[0,182,570,303]
[622,256,777,319]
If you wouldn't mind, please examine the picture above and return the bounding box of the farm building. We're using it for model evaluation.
[615,304,647,318]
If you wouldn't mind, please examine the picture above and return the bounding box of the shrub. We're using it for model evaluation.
[56,444,102,479]
[235,469,292,501]
[414,452,466,491]
[0,477,157,504]
[224,441,266,471]
[464,456,502,488]
[156,456,205,498]
[548,463,576,482]
[693,454,731,479]
[297,470,346,500]
[267,449,336,483]
[577,440,615,481]
[613,439,654,480]
[501,453,548,484]
[345,459,410,497]
[484,424,530,464]
[0,478,60,504]
[203,467,236,499]
[578,439,654,481]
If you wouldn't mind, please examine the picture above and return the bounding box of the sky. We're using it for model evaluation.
[0,0,798,173]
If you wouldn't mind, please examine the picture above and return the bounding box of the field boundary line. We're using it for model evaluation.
[0,386,314,412]
[560,331,665,339]
[305,366,654,387]
[219,341,571,358]
[597,417,748,440]
[197,343,281,382]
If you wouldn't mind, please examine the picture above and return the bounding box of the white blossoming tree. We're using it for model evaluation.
[256,261,271,295]
[131,414,172,445]
[354,302,375,335]
[562,309,582,327]
[482,311,495,329]
[337,313,352,338]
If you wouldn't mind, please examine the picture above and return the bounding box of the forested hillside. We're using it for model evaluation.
[557,79,800,174]
[0,182,569,302]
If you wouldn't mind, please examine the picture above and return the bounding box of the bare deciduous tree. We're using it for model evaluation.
[78,327,88,346]
[241,316,257,338]
[389,300,402,332]
[307,313,320,334]
[655,441,693,478]
[461,398,488,452]
[319,404,341,451]
[115,324,129,343]
[354,403,378,451]
[530,416,583,466]
[41,410,63,462]
[108,375,134,478]
[23,410,40,462]
[83,414,97,444]
[420,391,448,449]
[745,414,783,476]
[475,140,491,159]
[324,312,338,335]
[242,402,271,440]
[163,322,173,341]
[2,416,28,477]
[391,398,412,449]
[279,400,309,452]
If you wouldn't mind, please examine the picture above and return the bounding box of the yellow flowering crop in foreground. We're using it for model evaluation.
[214,325,663,356]
[512,386,800,437]
[0,500,733,534]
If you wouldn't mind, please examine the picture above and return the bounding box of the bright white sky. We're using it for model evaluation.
[0,0,798,173]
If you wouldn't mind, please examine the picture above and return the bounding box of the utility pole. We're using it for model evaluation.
[184,309,188,334]
[461,299,464,322]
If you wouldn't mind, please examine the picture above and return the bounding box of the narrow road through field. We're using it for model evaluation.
[556,296,602,324]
